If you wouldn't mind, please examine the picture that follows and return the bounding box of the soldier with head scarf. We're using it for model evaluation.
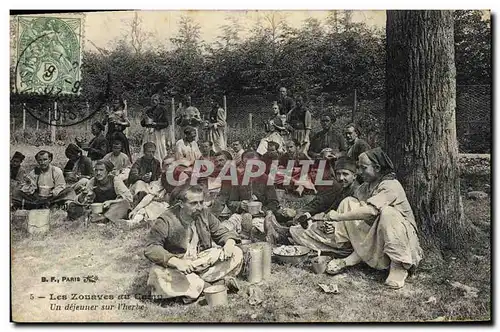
[325,148,423,289]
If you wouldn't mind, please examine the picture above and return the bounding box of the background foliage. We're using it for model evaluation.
[10,10,491,152]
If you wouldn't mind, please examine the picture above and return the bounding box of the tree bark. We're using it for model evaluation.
[385,10,465,248]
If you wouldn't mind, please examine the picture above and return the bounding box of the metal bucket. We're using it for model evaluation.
[204,285,228,307]
[27,209,50,235]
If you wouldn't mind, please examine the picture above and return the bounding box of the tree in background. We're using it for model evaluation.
[75,12,385,107]
[385,10,464,250]
[123,12,153,55]
[169,15,206,97]
[453,10,491,85]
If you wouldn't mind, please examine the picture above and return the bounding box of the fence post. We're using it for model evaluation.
[352,89,357,122]
[123,101,129,137]
[22,103,26,130]
[86,101,90,132]
[170,97,176,146]
[223,95,228,148]
[51,101,57,143]
[36,120,39,130]
[249,113,253,130]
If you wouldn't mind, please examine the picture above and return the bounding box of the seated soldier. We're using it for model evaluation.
[278,139,309,167]
[63,143,93,194]
[218,151,293,239]
[81,121,109,163]
[12,150,76,210]
[309,148,337,193]
[79,160,133,223]
[344,123,371,161]
[199,140,215,160]
[231,141,245,166]
[277,139,315,196]
[256,102,288,155]
[309,115,346,159]
[174,126,202,165]
[102,139,132,183]
[277,157,360,256]
[261,141,281,174]
[201,150,234,200]
[128,156,174,224]
[145,184,242,303]
[10,151,26,189]
[325,148,422,289]
[128,142,162,206]
[209,150,236,217]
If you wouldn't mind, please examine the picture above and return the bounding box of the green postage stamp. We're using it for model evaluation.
[14,15,84,95]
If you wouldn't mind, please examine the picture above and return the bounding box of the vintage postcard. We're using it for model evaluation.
[9,10,491,323]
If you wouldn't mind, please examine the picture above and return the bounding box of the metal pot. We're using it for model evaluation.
[247,201,262,216]
[311,256,331,274]
[38,186,52,197]
[273,245,311,266]
[204,285,228,307]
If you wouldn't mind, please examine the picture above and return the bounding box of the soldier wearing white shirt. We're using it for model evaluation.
[174,126,202,164]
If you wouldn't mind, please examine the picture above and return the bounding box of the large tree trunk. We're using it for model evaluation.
[385,10,465,248]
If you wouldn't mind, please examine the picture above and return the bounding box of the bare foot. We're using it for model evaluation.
[344,251,362,266]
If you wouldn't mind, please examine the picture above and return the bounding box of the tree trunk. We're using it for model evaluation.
[385,10,465,249]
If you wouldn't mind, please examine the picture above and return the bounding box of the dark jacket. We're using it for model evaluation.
[144,208,240,266]
[278,152,309,168]
[262,151,280,174]
[277,96,295,116]
[141,105,169,130]
[211,179,233,217]
[128,156,162,185]
[87,133,109,161]
[63,155,93,178]
[310,126,347,155]
[347,138,371,162]
[302,179,359,216]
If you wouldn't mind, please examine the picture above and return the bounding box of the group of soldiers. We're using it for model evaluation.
[10,87,422,303]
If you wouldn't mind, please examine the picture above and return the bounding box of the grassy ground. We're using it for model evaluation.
[10,144,492,323]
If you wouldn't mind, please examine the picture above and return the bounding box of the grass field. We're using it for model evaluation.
[10,144,492,323]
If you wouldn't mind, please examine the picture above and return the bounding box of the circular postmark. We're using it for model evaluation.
[15,16,82,95]
[12,15,111,127]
